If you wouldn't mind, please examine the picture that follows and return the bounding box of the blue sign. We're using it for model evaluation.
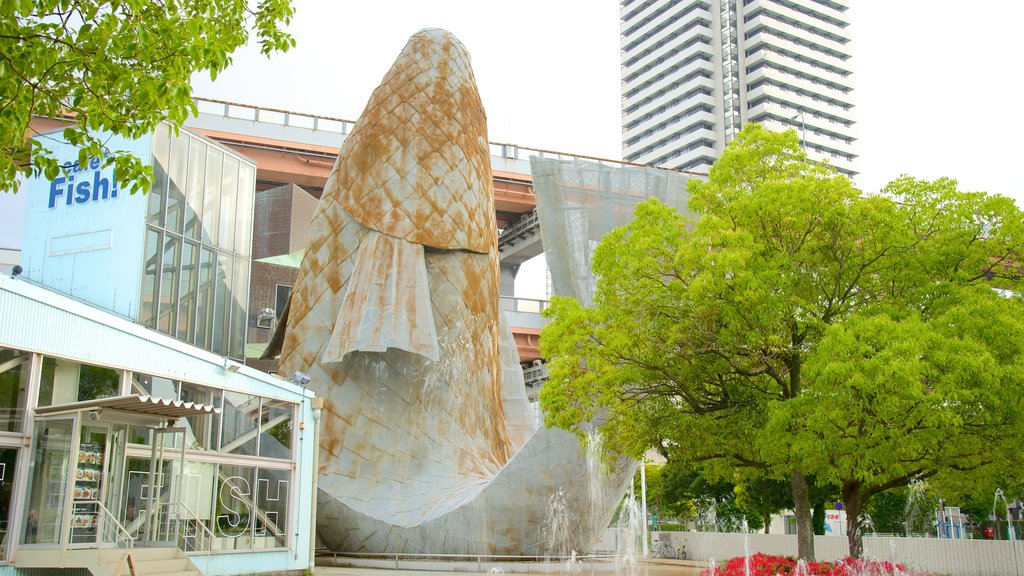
[835,501,844,510]
[47,156,119,208]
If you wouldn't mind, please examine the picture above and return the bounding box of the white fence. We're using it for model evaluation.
[646,531,1024,576]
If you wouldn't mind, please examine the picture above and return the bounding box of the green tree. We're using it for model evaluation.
[773,287,1024,555]
[1,0,295,193]
[863,488,909,536]
[539,124,1024,561]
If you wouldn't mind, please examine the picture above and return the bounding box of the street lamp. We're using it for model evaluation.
[790,112,806,150]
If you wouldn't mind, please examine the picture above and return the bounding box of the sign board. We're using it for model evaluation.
[20,130,151,319]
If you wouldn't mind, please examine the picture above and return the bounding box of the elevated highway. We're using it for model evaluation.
[185,98,550,361]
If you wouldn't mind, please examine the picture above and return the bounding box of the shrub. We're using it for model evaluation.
[702,552,929,576]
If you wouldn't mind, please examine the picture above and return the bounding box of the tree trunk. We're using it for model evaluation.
[791,470,815,561]
[841,479,865,559]
[812,495,826,535]
[764,513,771,534]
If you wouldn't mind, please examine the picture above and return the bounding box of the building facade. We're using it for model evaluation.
[0,275,318,576]
[620,0,856,177]
[18,123,254,360]
[0,122,317,576]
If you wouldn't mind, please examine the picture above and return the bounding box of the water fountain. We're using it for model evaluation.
[903,480,939,537]
[541,489,576,560]
[993,488,1016,541]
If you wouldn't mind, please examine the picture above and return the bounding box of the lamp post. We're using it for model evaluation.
[790,112,806,150]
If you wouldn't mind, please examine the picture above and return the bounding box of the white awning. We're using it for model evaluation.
[35,394,220,419]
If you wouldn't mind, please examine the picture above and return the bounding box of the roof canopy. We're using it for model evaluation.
[35,394,220,421]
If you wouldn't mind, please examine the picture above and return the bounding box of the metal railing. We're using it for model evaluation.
[153,501,216,553]
[489,142,706,176]
[499,209,541,244]
[193,97,357,136]
[73,499,134,549]
[191,97,705,177]
[500,296,549,315]
[317,550,633,574]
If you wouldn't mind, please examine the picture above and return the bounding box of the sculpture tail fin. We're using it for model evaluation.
[261,296,291,360]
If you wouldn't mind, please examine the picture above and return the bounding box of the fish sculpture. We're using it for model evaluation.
[272,28,633,555]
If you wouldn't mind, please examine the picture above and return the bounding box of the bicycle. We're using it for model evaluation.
[651,538,675,559]
[651,538,685,559]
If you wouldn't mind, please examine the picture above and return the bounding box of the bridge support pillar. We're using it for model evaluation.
[500,263,520,297]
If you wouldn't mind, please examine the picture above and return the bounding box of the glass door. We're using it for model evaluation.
[125,427,185,547]
[103,424,128,541]
[0,447,20,557]
[22,418,74,546]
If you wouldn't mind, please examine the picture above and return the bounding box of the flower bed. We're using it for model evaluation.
[703,552,929,576]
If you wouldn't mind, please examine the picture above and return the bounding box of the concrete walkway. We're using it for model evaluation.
[315,558,710,576]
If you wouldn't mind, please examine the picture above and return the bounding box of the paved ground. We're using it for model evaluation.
[315,558,709,576]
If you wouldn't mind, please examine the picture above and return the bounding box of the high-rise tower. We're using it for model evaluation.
[621,0,856,177]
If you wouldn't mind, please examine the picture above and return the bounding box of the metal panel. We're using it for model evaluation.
[0,276,310,403]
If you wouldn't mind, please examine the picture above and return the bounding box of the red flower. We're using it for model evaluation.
[701,554,927,576]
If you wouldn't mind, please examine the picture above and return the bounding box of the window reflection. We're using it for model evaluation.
[215,464,254,547]
[255,467,289,546]
[157,234,180,335]
[165,131,189,233]
[180,382,221,451]
[221,391,258,456]
[23,420,73,545]
[147,124,170,226]
[37,358,118,407]
[0,347,30,432]
[138,130,252,359]
[259,399,292,459]
[184,137,207,240]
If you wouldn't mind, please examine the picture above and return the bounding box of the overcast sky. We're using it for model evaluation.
[192,1,1024,206]
[191,1,1024,297]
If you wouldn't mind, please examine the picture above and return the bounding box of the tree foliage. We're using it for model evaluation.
[539,124,1024,560]
[0,0,295,193]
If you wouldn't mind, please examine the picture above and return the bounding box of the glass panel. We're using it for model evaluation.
[0,347,30,433]
[128,373,179,445]
[165,131,189,233]
[218,156,239,251]
[179,459,216,536]
[258,399,292,460]
[77,364,120,402]
[183,138,207,240]
[214,464,254,549]
[220,391,257,456]
[275,285,292,320]
[139,227,162,328]
[229,257,249,359]
[178,241,199,341]
[130,373,178,399]
[234,163,255,257]
[120,456,171,541]
[147,124,170,226]
[23,419,73,545]
[0,448,20,555]
[211,252,232,355]
[180,382,221,451]
[103,424,128,536]
[157,234,180,335]
[71,426,107,544]
[38,358,119,406]
[201,148,223,246]
[194,248,216,350]
[254,467,289,548]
